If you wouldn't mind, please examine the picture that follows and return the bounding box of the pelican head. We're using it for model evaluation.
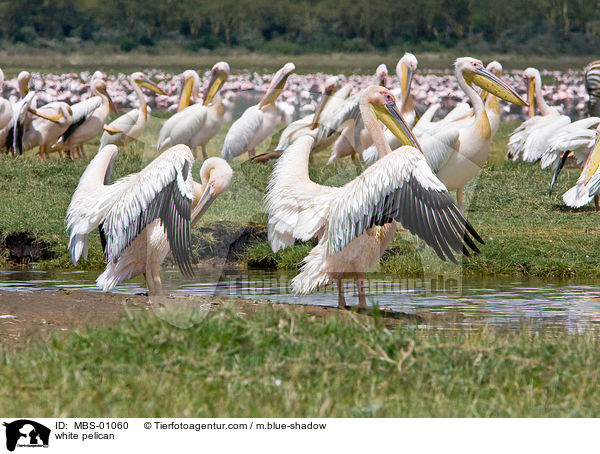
[258,62,295,109]
[310,76,340,130]
[397,52,418,103]
[376,64,388,87]
[523,67,542,118]
[202,61,230,106]
[130,71,167,96]
[17,71,30,96]
[191,157,233,225]
[457,57,527,107]
[92,78,118,114]
[362,85,422,152]
[178,69,201,112]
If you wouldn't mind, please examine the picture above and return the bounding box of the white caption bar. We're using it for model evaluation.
[0,418,597,453]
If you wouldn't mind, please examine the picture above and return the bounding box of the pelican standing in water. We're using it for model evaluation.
[157,62,230,159]
[66,144,232,294]
[266,86,483,308]
[56,76,117,159]
[99,72,167,151]
[222,62,295,161]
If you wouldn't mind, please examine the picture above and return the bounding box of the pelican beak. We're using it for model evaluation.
[527,78,536,118]
[401,65,414,108]
[549,150,571,195]
[98,86,118,114]
[178,75,195,112]
[191,183,216,226]
[137,77,167,96]
[372,101,422,153]
[379,75,387,87]
[467,67,528,107]
[202,69,228,106]
[28,108,62,124]
[258,65,294,109]
[310,84,338,130]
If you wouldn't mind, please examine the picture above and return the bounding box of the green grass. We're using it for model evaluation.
[0,49,597,76]
[1,115,599,277]
[1,303,599,417]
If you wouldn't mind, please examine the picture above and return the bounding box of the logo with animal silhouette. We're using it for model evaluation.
[3,420,50,451]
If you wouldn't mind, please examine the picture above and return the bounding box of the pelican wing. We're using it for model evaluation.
[274,114,314,151]
[61,96,102,142]
[222,105,263,160]
[101,145,196,276]
[99,109,139,147]
[541,119,600,169]
[314,92,360,147]
[157,104,208,151]
[325,146,483,262]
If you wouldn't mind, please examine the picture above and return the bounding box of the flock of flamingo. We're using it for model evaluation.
[1,54,599,307]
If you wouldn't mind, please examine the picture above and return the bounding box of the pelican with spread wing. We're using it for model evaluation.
[66,144,232,294]
[222,62,295,161]
[266,86,484,308]
[99,72,167,151]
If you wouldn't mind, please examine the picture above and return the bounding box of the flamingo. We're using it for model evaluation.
[66,144,232,294]
[507,67,570,162]
[265,86,483,308]
[222,62,295,161]
[99,72,167,152]
[157,62,230,159]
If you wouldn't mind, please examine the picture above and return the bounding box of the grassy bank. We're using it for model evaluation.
[1,49,597,76]
[1,303,598,417]
[1,117,598,277]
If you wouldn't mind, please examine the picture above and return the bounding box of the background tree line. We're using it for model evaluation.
[1,0,600,55]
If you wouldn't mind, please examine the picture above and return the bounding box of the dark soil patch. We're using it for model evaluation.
[1,231,56,264]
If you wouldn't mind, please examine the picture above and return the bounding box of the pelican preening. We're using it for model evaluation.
[66,144,232,295]
[157,62,230,159]
[266,86,483,308]
[222,62,295,161]
[99,72,167,151]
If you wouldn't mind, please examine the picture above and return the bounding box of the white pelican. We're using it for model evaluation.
[157,62,230,159]
[481,61,503,137]
[546,118,600,195]
[507,67,570,162]
[271,75,349,156]
[558,124,600,211]
[222,62,295,161]
[22,102,73,160]
[431,58,527,209]
[0,69,12,130]
[266,86,483,308]
[327,64,390,164]
[66,144,232,294]
[0,71,32,153]
[56,76,116,159]
[391,52,418,127]
[99,72,167,151]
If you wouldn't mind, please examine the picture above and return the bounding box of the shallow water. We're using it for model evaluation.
[1,269,599,331]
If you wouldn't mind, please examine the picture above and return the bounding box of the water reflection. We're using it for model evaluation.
[1,269,599,330]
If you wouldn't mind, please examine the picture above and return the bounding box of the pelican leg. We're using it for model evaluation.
[356,273,367,310]
[38,145,46,161]
[337,279,346,309]
[201,145,208,160]
[595,195,600,212]
[248,148,256,159]
[79,145,87,159]
[456,187,464,212]
[145,261,164,296]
